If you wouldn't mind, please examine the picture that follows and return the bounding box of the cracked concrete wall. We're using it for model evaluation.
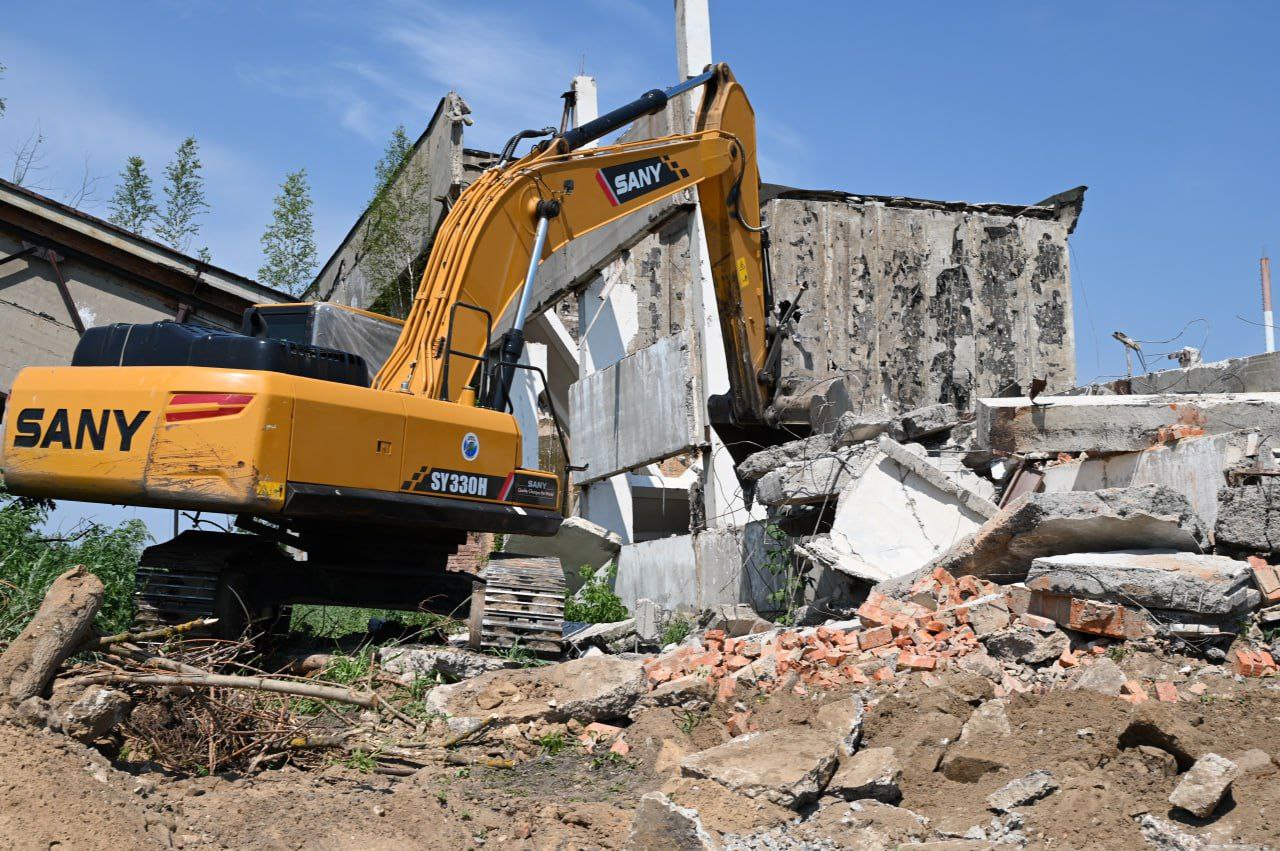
[765,194,1078,412]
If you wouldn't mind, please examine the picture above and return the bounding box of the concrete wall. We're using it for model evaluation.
[764,189,1080,412]
[0,232,247,395]
[569,329,705,485]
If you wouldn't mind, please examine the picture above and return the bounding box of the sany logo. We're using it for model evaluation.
[10,408,150,451]
[595,155,688,207]
[461,432,480,462]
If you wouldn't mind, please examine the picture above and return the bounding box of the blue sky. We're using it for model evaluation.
[2,1,1277,535]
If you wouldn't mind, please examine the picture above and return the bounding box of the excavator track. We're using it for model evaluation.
[469,555,565,656]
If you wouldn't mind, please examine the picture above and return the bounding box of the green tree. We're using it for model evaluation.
[155,136,208,254]
[108,156,157,234]
[258,169,318,295]
[0,487,150,640]
[361,125,433,317]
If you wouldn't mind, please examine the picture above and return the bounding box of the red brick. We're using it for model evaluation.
[716,676,737,703]
[857,626,894,651]
[1154,682,1179,703]
[1058,650,1079,668]
[898,653,937,671]
[727,711,753,736]
[1018,613,1057,632]
[724,654,751,672]
[856,602,893,628]
[1249,557,1280,604]
[871,666,895,682]
[609,738,631,756]
[1120,680,1148,703]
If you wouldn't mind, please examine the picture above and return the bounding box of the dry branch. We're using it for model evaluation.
[83,672,376,707]
[89,618,217,648]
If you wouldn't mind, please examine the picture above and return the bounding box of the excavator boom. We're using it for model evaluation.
[375,63,770,424]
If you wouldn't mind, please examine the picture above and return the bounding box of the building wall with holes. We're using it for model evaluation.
[0,228,235,398]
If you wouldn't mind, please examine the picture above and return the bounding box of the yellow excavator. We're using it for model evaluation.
[0,64,779,652]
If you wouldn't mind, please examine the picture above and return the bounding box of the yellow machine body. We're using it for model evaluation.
[2,365,558,524]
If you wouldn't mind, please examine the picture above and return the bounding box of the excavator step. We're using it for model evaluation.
[469,555,565,656]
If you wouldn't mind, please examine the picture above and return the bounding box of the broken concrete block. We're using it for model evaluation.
[1169,753,1239,818]
[814,694,865,756]
[960,699,1011,741]
[1027,550,1259,616]
[700,604,771,637]
[634,599,662,644]
[565,618,638,652]
[616,523,794,616]
[1040,433,1245,530]
[1217,481,1280,554]
[378,645,516,682]
[505,516,622,594]
[679,725,840,808]
[755,443,879,507]
[48,685,130,742]
[986,770,1058,812]
[981,624,1069,665]
[624,792,722,851]
[1068,658,1128,696]
[427,656,645,729]
[978,392,1280,454]
[794,437,996,584]
[928,485,1208,582]
[892,403,959,441]
[737,432,835,482]
[829,747,902,803]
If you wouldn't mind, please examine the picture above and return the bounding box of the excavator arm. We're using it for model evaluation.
[373,63,771,424]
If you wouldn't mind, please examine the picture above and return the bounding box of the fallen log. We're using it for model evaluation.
[0,566,103,705]
[80,671,376,708]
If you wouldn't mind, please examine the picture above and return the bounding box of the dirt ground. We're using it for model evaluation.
[1,651,1278,849]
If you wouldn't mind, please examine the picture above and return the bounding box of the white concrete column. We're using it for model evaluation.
[674,0,756,530]
[571,75,599,149]
[511,342,547,470]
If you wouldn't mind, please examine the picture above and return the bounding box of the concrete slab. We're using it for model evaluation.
[504,516,622,593]
[614,523,796,616]
[1066,350,1280,396]
[1026,550,1259,615]
[1216,480,1280,554]
[570,330,705,485]
[1040,433,1248,530]
[978,393,1280,454]
[929,485,1209,582]
[794,437,996,584]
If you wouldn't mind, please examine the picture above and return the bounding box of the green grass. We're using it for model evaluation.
[290,604,462,638]
[661,617,693,647]
[0,486,150,642]
[534,731,569,756]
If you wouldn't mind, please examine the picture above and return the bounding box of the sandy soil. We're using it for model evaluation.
[1,653,1277,850]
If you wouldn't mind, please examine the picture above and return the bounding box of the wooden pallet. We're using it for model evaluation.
[470,555,565,656]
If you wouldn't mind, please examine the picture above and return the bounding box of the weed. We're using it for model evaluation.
[760,523,805,625]
[455,767,471,779]
[291,605,462,639]
[675,708,704,735]
[1106,644,1128,662]
[343,749,376,773]
[590,751,630,770]
[436,790,448,806]
[535,731,569,756]
[661,616,693,647]
[487,640,546,667]
[565,563,628,623]
[320,646,374,686]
